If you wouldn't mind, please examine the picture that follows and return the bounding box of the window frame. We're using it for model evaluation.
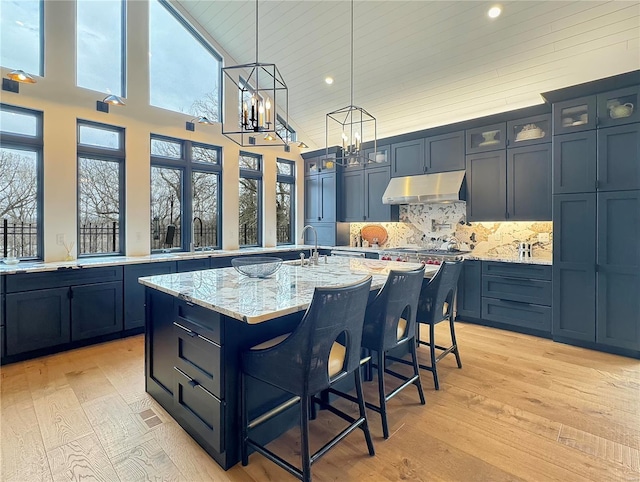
[75,0,127,97]
[238,151,263,248]
[276,114,296,143]
[0,104,44,260]
[276,158,295,245]
[0,0,45,76]
[76,119,126,257]
[150,0,223,120]
[150,134,223,252]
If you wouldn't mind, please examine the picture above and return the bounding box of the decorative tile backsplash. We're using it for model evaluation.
[349,202,553,259]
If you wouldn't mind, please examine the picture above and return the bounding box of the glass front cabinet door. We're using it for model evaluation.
[466,123,506,154]
[553,96,597,135]
[597,86,640,128]
[507,114,551,147]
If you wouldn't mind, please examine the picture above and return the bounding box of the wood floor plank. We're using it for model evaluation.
[64,366,118,404]
[47,432,119,482]
[111,438,182,482]
[82,393,156,459]
[32,386,94,451]
[1,399,53,482]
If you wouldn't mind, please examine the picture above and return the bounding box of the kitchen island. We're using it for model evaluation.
[140,257,433,469]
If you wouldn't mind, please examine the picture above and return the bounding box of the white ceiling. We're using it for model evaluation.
[175,0,640,149]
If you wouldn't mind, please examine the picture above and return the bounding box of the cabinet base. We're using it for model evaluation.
[552,335,640,360]
[456,316,552,339]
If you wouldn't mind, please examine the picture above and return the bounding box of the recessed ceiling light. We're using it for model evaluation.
[488,6,502,18]
[325,77,334,85]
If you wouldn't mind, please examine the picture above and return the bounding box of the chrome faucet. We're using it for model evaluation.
[301,225,319,265]
[191,217,203,252]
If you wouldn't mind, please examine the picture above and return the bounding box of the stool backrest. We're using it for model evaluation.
[362,266,425,352]
[417,261,463,324]
[248,276,372,396]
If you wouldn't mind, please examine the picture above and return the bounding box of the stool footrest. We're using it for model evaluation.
[247,438,303,480]
[248,395,301,430]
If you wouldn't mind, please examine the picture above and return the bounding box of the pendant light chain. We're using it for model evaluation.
[255,0,259,64]
[350,0,354,108]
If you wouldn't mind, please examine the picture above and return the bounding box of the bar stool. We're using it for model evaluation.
[335,266,426,439]
[416,260,464,390]
[240,277,375,482]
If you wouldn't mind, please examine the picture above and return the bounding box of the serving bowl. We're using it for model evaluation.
[2,257,19,265]
[231,257,283,278]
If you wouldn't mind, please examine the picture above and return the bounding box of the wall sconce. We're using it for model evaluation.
[186,116,213,131]
[96,94,126,113]
[297,141,309,149]
[2,69,37,93]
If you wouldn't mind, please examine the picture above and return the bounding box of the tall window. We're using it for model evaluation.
[0,0,43,76]
[0,105,43,259]
[77,121,125,256]
[149,0,221,121]
[150,136,221,252]
[239,152,262,247]
[276,159,295,245]
[76,0,125,96]
[276,115,296,144]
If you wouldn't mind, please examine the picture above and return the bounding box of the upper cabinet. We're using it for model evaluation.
[507,144,552,221]
[466,123,506,154]
[364,144,390,168]
[466,150,507,222]
[391,139,424,177]
[553,86,640,135]
[391,132,465,177]
[304,153,337,176]
[597,123,640,192]
[553,131,597,195]
[507,114,551,147]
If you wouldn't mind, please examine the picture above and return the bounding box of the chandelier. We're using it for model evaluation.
[326,0,376,166]
[222,0,289,150]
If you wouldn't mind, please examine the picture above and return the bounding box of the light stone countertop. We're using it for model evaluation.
[139,257,435,324]
[464,254,552,265]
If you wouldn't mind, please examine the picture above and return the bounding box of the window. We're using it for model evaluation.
[239,152,262,247]
[77,121,125,256]
[276,159,295,245]
[150,135,222,252]
[76,0,125,96]
[0,0,43,75]
[0,105,43,259]
[149,0,221,121]
[276,115,296,143]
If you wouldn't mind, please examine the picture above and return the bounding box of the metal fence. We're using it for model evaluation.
[79,222,119,254]
[1,219,38,258]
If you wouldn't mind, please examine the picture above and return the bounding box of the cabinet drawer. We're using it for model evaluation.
[482,298,551,332]
[176,301,222,344]
[6,266,123,293]
[174,367,224,453]
[174,321,223,398]
[483,275,551,305]
[482,262,551,280]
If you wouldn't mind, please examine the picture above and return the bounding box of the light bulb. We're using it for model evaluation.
[488,6,501,18]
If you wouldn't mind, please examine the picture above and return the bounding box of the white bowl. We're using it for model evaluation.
[3,257,19,265]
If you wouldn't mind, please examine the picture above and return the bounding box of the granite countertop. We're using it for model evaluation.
[139,257,433,324]
[464,254,552,265]
[0,245,320,275]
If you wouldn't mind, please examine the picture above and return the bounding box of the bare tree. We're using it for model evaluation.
[0,148,38,222]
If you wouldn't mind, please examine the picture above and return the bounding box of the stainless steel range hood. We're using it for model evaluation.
[382,170,465,204]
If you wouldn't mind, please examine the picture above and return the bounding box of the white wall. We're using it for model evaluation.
[1,0,305,262]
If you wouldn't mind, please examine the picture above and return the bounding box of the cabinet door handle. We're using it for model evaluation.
[173,321,197,337]
[595,179,599,190]
[68,288,73,299]
[498,299,533,307]
[174,366,199,387]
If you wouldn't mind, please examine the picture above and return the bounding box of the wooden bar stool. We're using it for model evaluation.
[240,277,375,482]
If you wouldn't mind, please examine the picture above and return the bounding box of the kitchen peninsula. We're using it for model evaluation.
[140,257,434,469]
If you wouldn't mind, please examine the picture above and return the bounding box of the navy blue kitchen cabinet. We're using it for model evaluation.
[177,258,211,273]
[596,86,640,128]
[304,151,339,224]
[552,96,597,135]
[365,165,396,222]
[302,222,349,246]
[304,175,320,223]
[466,123,506,154]
[553,131,597,194]
[364,144,390,167]
[71,281,123,341]
[124,261,176,330]
[425,131,465,173]
[552,193,597,342]
[596,190,640,351]
[456,260,481,319]
[4,266,124,358]
[596,123,640,192]
[391,138,424,177]
[465,150,507,222]
[507,114,552,147]
[507,143,552,221]
[5,287,71,356]
[341,169,365,222]
[319,172,337,222]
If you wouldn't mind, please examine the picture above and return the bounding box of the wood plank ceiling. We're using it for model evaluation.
[174,0,640,149]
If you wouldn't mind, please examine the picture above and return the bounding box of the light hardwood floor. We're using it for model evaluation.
[1,322,639,482]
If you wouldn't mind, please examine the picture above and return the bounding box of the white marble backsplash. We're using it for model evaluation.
[349,203,553,259]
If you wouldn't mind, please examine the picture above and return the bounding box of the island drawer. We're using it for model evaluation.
[482,275,551,306]
[6,266,123,293]
[176,301,223,344]
[482,298,551,332]
[174,321,223,399]
[482,262,551,280]
[174,366,224,453]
